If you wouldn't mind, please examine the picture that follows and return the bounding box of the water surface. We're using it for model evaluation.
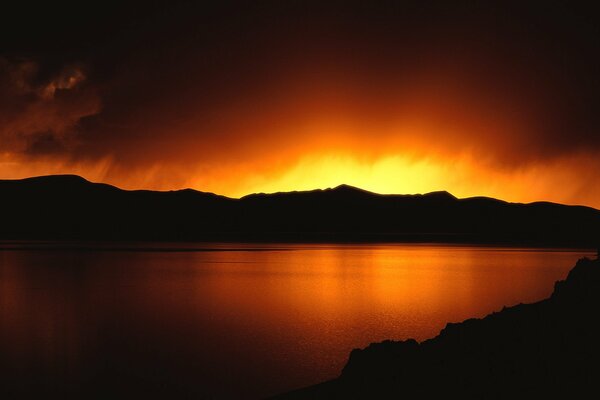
[0,243,594,398]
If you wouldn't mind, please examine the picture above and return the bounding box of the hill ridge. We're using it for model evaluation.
[1,175,599,245]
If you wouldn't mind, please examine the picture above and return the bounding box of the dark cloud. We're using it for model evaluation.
[25,133,70,156]
[0,58,100,154]
[1,1,600,200]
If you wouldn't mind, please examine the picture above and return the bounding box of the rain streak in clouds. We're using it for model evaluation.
[1,1,600,207]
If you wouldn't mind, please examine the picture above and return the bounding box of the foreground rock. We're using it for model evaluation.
[276,257,600,399]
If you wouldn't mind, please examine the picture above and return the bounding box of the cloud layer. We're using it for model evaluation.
[1,1,599,206]
[0,58,100,155]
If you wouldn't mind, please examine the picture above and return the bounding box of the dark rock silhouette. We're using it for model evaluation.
[275,257,600,399]
[1,174,599,246]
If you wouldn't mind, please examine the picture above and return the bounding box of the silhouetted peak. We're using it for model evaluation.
[329,184,376,196]
[167,187,233,201]
[165,188,203,195]
[20,174,91,185]
[423,190,457,200]
[241,184,375,200]
[2,174,600,245]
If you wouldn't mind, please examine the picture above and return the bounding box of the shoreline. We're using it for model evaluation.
[275,256,600,398]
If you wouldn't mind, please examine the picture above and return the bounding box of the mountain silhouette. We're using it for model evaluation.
[1,174,599,246]
[275,256,600,399]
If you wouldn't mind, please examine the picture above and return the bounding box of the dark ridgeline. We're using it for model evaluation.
[275,257,600,399]
[1,174,599,246]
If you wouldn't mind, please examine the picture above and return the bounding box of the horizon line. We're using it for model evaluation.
[2,173,598,211]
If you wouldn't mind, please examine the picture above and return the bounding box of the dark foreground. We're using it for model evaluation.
[277,257,600,399]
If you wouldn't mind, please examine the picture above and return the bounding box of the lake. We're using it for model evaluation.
[0,243,595,398]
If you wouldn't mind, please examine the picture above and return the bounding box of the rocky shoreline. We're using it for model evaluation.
[276,256,600,399]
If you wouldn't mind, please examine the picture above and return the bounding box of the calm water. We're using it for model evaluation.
[0,243,594,398]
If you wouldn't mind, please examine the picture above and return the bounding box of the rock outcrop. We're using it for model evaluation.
[278,257,600,399]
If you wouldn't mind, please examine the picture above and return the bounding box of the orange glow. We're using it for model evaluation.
[2,149,599,209]
[212,151,600,207]
[0,147,600,208]
[1,244,594,395]
[2,63,599,208]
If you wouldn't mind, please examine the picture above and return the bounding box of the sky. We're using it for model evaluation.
[1,1,600,207]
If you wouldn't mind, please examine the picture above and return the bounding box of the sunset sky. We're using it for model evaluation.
[2,1,600,207]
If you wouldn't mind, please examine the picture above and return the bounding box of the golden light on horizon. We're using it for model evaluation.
[2,61,600,209]
[4,144,598,209]
[196,151,600,209]
[214,153,445,197]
